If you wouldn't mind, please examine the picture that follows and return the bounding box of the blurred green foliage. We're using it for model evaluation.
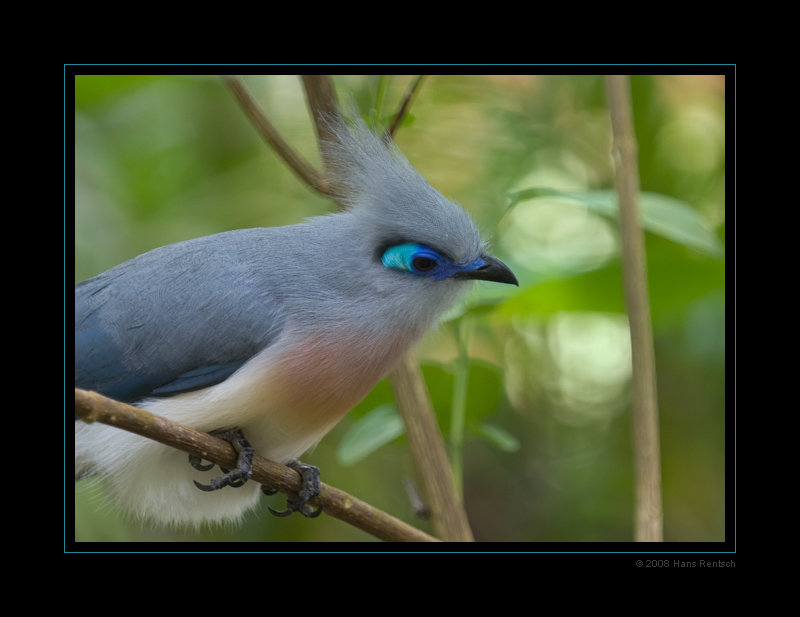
[73,75,726,543]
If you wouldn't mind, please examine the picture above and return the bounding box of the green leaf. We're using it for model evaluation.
[505,187,723,258]
[336,404,404,466]
[503,248,724,320]
[471,422,520,452]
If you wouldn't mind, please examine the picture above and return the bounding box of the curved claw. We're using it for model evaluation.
[303,504,324,518]
[193,466,252,492]
[219,467,245,487]
[193,469,250,491]
[268,506,295,518]
[188,455,214,472]
[264,459,322,518]
[193,479,218,492]
[191,429,254,493]
[268,502,323,518]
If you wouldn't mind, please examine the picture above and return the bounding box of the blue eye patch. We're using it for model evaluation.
[381,243,485,281]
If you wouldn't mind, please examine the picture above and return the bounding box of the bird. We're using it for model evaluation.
[74,115,518,527]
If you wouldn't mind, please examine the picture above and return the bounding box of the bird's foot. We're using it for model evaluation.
[192,428,254,491]
[265,460,323,518]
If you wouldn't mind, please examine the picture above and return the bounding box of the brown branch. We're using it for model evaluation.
[389,75,427,138]
[389,355,475,542]
[222,76,331,196]
[75,388,441,543]
[605,75,663,542]
[300,75,340,146]
[300,75,345,199]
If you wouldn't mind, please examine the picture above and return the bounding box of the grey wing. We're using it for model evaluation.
[74,232,285,408]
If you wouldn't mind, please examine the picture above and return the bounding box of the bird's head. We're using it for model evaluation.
[322,116,517,292]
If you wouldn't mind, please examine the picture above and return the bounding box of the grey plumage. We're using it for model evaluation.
[75,116,516,526]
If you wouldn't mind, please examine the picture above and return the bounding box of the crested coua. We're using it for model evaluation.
[75,116,518,527]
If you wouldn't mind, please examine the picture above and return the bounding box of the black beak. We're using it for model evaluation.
[449,254,519,286]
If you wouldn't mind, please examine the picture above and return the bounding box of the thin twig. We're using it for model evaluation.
[300,75,339,145]
[223,76,330,195]
[389,75,427,137]
[75,388,441,543]
[300,75,344,198]
[605,75,663,542]
[389,355,475,542]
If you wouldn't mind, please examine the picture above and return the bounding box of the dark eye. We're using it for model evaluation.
[381,243,445,277]
[412,256,437,272]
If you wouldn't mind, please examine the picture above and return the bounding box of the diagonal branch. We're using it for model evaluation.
[223,75,331,195]
[389,75,426,138]
[75,388,440,543]
[389,355,474,542]
[300,75,340,146]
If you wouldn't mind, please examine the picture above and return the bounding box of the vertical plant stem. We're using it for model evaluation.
[390,354,475,542]
[374,75,388,120]
[449,319,473,496]
[605,75,663,542]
